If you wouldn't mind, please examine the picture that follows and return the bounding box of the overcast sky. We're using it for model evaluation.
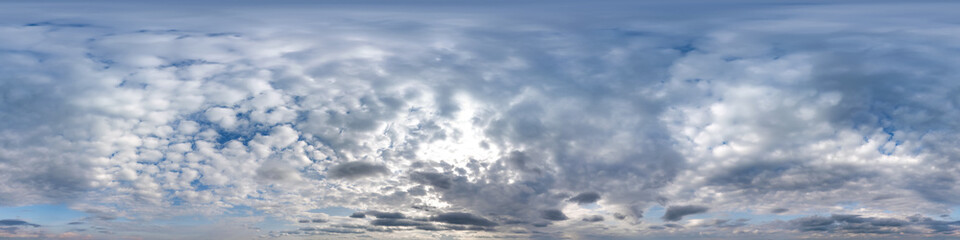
[2,1,960,239]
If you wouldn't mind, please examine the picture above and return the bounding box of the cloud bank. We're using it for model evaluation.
[0,0,959,239]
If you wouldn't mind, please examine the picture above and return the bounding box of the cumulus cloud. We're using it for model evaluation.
[582,215,604,222]
[662,205,709,222]
[540,209,568,221]
[366,211,406,219]
[1,0,959,239]
[429,212,498,227]
[326,162,390,180]
[785,214,959,234]
[568,192,601,205]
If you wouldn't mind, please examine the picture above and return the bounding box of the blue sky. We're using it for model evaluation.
[1,1,960,239]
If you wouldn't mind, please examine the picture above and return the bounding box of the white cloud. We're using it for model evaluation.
[1,1,959,239]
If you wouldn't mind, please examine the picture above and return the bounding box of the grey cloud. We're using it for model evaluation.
[366,211,405,219]
[364,212,500,232]
[3,1,960,239]
[540,209,568,221]
[429,212,498,227]
[793,216,835,232]
[0,219,40,227]
[787,214,955,234]
[662,205,708,221]
[568,192,600,204]
[299,227,364,234]
[78,206,119,222]
[349,212,366,218]
[327,162,390,180]
[771,208,789,214]
[409,171,452,190]
[370,218,425,227]
[663,223,684,228]
[582,215,604,222]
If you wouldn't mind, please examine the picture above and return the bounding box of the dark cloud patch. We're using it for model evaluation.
[568,192,601,204]
[706,161,876,195]
[409,171,452,189]
[366,211,405,219]
[540,209,568,221]
[771,208,789,214]
[908,215,960,233]
[349,212,366,218]
[298,219,310,223]
[429,212,498,227]
[582,215,604,222]
[311,219,327,223]
[532,222,550,227]
[327,162,389,180]
[613,213,627,220]
[370,218,425,227]
[664,223,684,228]
[504,151,542,174]
[23,21,91,28]
[788,214,952,234]
[662,205,708,221]
[367,217,495,232]
[0,219,40,227]
[792,216,835,232]
[68,221,84,225]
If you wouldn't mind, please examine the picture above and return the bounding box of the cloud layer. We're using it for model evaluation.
[1,0,959,239]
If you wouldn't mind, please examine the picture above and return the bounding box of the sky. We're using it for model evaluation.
[1,0,960,239]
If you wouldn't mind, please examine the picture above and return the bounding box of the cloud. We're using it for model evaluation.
[568,192,601,204]
[582,215,604,222]
[366,211,406,219]
[409,172,453,190]
[784,214,959,234]
[327,162,390,180]
[1,1,960,239]
[662,205,709,222]
[0,220,40,228]
[429,212,498,227]
[369,219,426,227]
[540,209,568,221]
[694,219,749,228]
